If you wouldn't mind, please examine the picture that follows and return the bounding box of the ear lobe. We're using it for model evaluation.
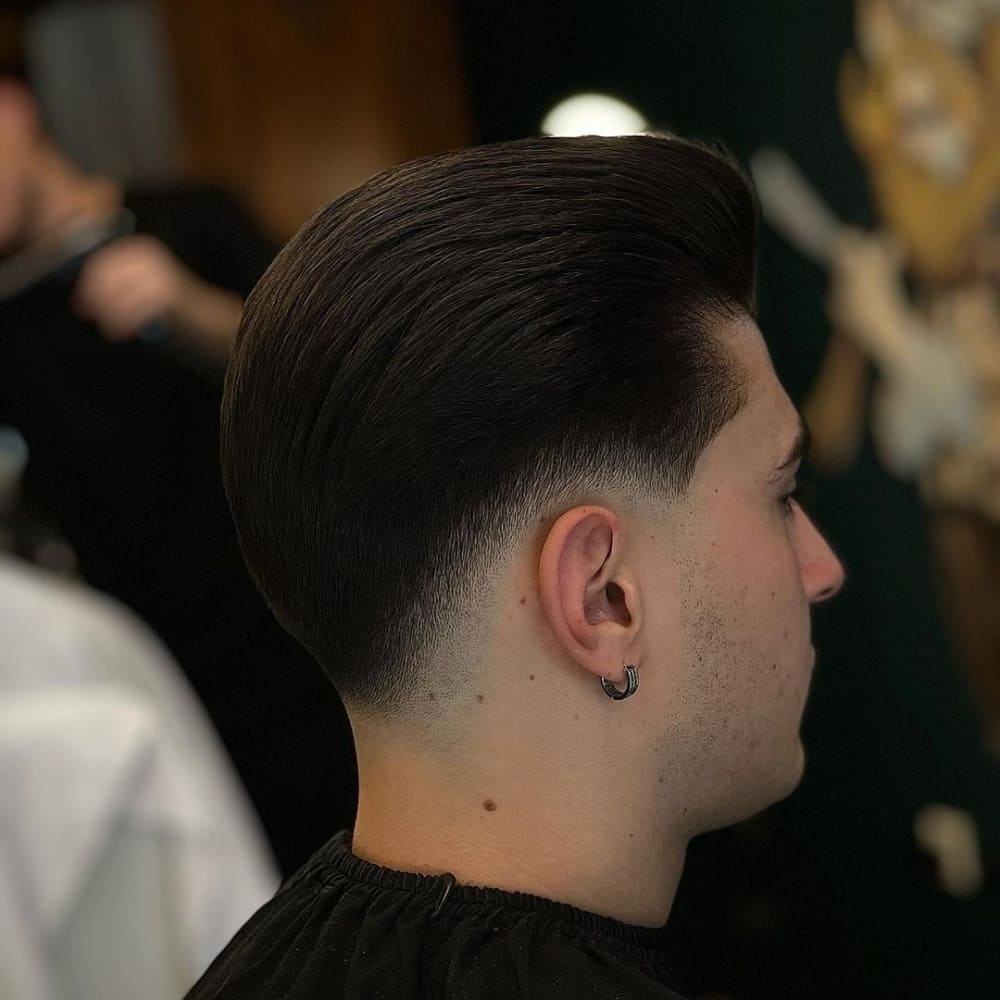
[538,506,641,677]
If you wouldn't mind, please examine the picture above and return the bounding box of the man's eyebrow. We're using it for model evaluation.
[768,416,811,483]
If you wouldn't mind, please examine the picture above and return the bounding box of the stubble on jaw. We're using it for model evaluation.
[657,561,808,833]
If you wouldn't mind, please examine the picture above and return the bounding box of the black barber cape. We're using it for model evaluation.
[185,830,692,999]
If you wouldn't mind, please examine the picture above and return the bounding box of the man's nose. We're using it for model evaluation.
[798,512,845,603]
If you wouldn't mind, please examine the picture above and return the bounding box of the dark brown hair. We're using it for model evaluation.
[222,134,757,715]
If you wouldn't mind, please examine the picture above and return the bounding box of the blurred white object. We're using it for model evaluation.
[872,329,980,477]
[0,556,278,1000]
[914,803,985,897]
[750,146,842,263]
[541,93,647,136]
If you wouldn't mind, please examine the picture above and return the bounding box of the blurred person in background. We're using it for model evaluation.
[186,133,844,999]
[0,72,356,875]
[0,72,282,997]
[0,75,256,364]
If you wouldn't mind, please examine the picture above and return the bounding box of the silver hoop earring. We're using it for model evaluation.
[601,663,639,701]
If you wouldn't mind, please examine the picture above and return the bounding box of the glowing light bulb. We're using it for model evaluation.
[541,93,648,137]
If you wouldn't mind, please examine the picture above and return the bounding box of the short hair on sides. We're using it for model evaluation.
[221,134,757,719]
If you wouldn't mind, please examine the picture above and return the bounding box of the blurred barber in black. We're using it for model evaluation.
[0,76,355,872]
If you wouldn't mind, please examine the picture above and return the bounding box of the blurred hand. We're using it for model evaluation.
[73,235,195,341]
[71,234,243,365]
[826,228,911,364]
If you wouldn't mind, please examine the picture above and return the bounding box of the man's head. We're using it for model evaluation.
[222,134,843,835]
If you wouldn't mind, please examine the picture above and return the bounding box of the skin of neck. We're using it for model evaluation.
[349,540,692,930]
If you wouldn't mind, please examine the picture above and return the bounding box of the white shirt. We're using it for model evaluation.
[0,556,279,1000]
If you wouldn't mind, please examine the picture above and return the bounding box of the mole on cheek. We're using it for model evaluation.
[519,597,527,605]
[483,799,497,812]
[476,694,484,703]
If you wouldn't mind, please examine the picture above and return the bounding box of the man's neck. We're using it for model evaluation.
[350,736,689,929]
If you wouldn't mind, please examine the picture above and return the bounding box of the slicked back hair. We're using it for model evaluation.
[222,134,758,717]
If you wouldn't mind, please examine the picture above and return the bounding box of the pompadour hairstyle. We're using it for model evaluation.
[221,134,758,716]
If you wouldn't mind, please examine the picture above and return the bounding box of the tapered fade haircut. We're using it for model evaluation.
[222,134,757,716]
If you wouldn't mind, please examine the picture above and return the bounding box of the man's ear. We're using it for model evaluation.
[537,505,642,681]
